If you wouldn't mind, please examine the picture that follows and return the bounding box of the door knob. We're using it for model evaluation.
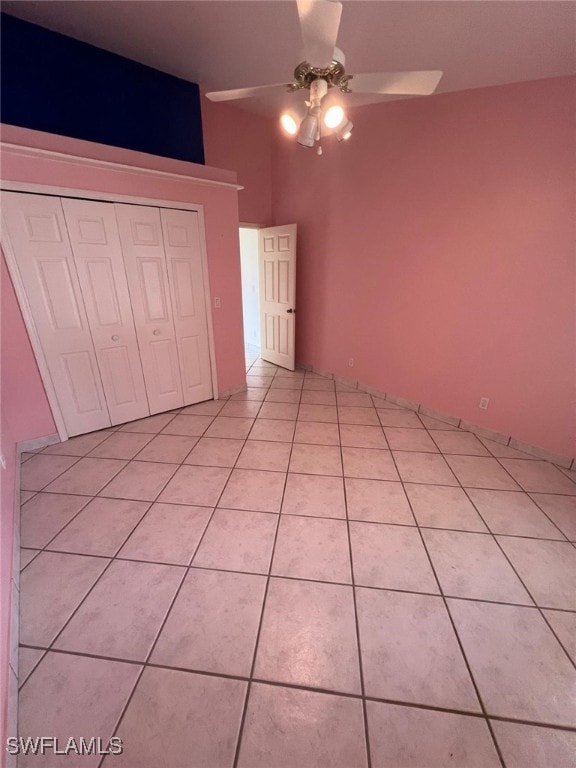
[153,329,161,336]
[111,335,119,341]
[286,308,295,314]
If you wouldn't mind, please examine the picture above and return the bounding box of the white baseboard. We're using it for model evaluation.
[298,362,574,469]
[17,433,59,454]
[219,385,247,398]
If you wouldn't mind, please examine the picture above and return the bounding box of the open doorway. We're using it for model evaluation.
[239,226,260,367]
[239,223,298,371]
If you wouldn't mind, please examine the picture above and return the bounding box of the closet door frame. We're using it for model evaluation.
[1,182,219,441]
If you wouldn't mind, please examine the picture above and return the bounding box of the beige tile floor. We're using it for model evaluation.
[16,357,576,767]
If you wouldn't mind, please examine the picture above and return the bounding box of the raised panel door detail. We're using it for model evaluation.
[264,260,275,302]
[62,198,150,426]
[115,202,184,414]
[132,221,160,246]
[180,336,202,387]
[278,260,290,304]
[172,260,196,318]
[85,259,122,327]
[166,224,190,247]
[139,259,170,322]
[76,217,107,245]
[36,258,84,331]
[265,314,275,352]
[278,316,289,355]
[100,346,141,407]
[259,224,297,370]
[160,208,213,405]
[2,192,111,436]
[25,213,63,242]
[150,339,182,396]
[61,351,104,414]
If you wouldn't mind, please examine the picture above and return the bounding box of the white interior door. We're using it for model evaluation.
[1,192,111,436]
[62,198,150,425]
[259,224,297,370]
[160,208,213,404]
[114,203,184,414]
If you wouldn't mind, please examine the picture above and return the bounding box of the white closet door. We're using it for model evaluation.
[160,208,213,404]
[2,192,111,436]
[114,203,184,414]
[62,198,150,425]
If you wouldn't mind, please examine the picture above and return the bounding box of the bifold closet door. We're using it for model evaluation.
[114,203,184,413]
[1,192,111,436]
[62,198,150,425]
[160,208,213,403]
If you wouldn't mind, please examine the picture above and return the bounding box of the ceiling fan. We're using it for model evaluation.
[206,0,443,154]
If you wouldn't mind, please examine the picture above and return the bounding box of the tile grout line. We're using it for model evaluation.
[19,409,200,701]
[29,497,153,569]
[337,398,373,768]
[21,392,576,568]
[19,548,576,614]
[386,448,508,768]
[481,449,576,539]
[20,452,85,495]
[492,451,576,494]
[459,485,576,675]
[231,361,300,768]
[25,468,576,499]
[36,445,194,662]
[440,463,576,732]
[20,464,165,692]
[452,451,576,671]
[18,364,576,762]
[18,374,256,738]
[16,641,576,735]
[436,448,576,680]
[94,399,252,768]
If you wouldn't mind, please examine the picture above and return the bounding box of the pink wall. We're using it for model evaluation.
[272,76,576,458]
[202,97,274,226]
[1,253,56,442]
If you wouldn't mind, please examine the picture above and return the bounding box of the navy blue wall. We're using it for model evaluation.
[1,14,205,164]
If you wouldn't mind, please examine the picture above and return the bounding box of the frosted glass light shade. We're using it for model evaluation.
[280,113,298,135]
[324,105,345,128]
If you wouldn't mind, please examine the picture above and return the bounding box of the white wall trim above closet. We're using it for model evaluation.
[0,143,244,192]
[1,184,220,442]
[1,180,216,212]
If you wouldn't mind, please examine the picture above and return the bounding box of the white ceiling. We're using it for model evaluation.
[3,0,576,116]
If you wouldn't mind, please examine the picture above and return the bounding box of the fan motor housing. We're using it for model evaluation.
[288,60,352,93]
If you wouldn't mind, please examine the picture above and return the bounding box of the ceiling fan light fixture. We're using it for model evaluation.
[324,104,345,129]
[336,119,353,141]
[206,1,444,158]
[297,113,318,148]
[280,113,299,135]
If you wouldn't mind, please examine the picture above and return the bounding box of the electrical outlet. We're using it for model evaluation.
[214,296,221,308]
[0,454,6,470]
[479,397,490,410]
[348,358,354,367]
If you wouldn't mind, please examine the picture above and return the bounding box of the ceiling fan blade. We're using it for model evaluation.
[349,70,443,96]
[297,0,342,68]
[205,83,288,102]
